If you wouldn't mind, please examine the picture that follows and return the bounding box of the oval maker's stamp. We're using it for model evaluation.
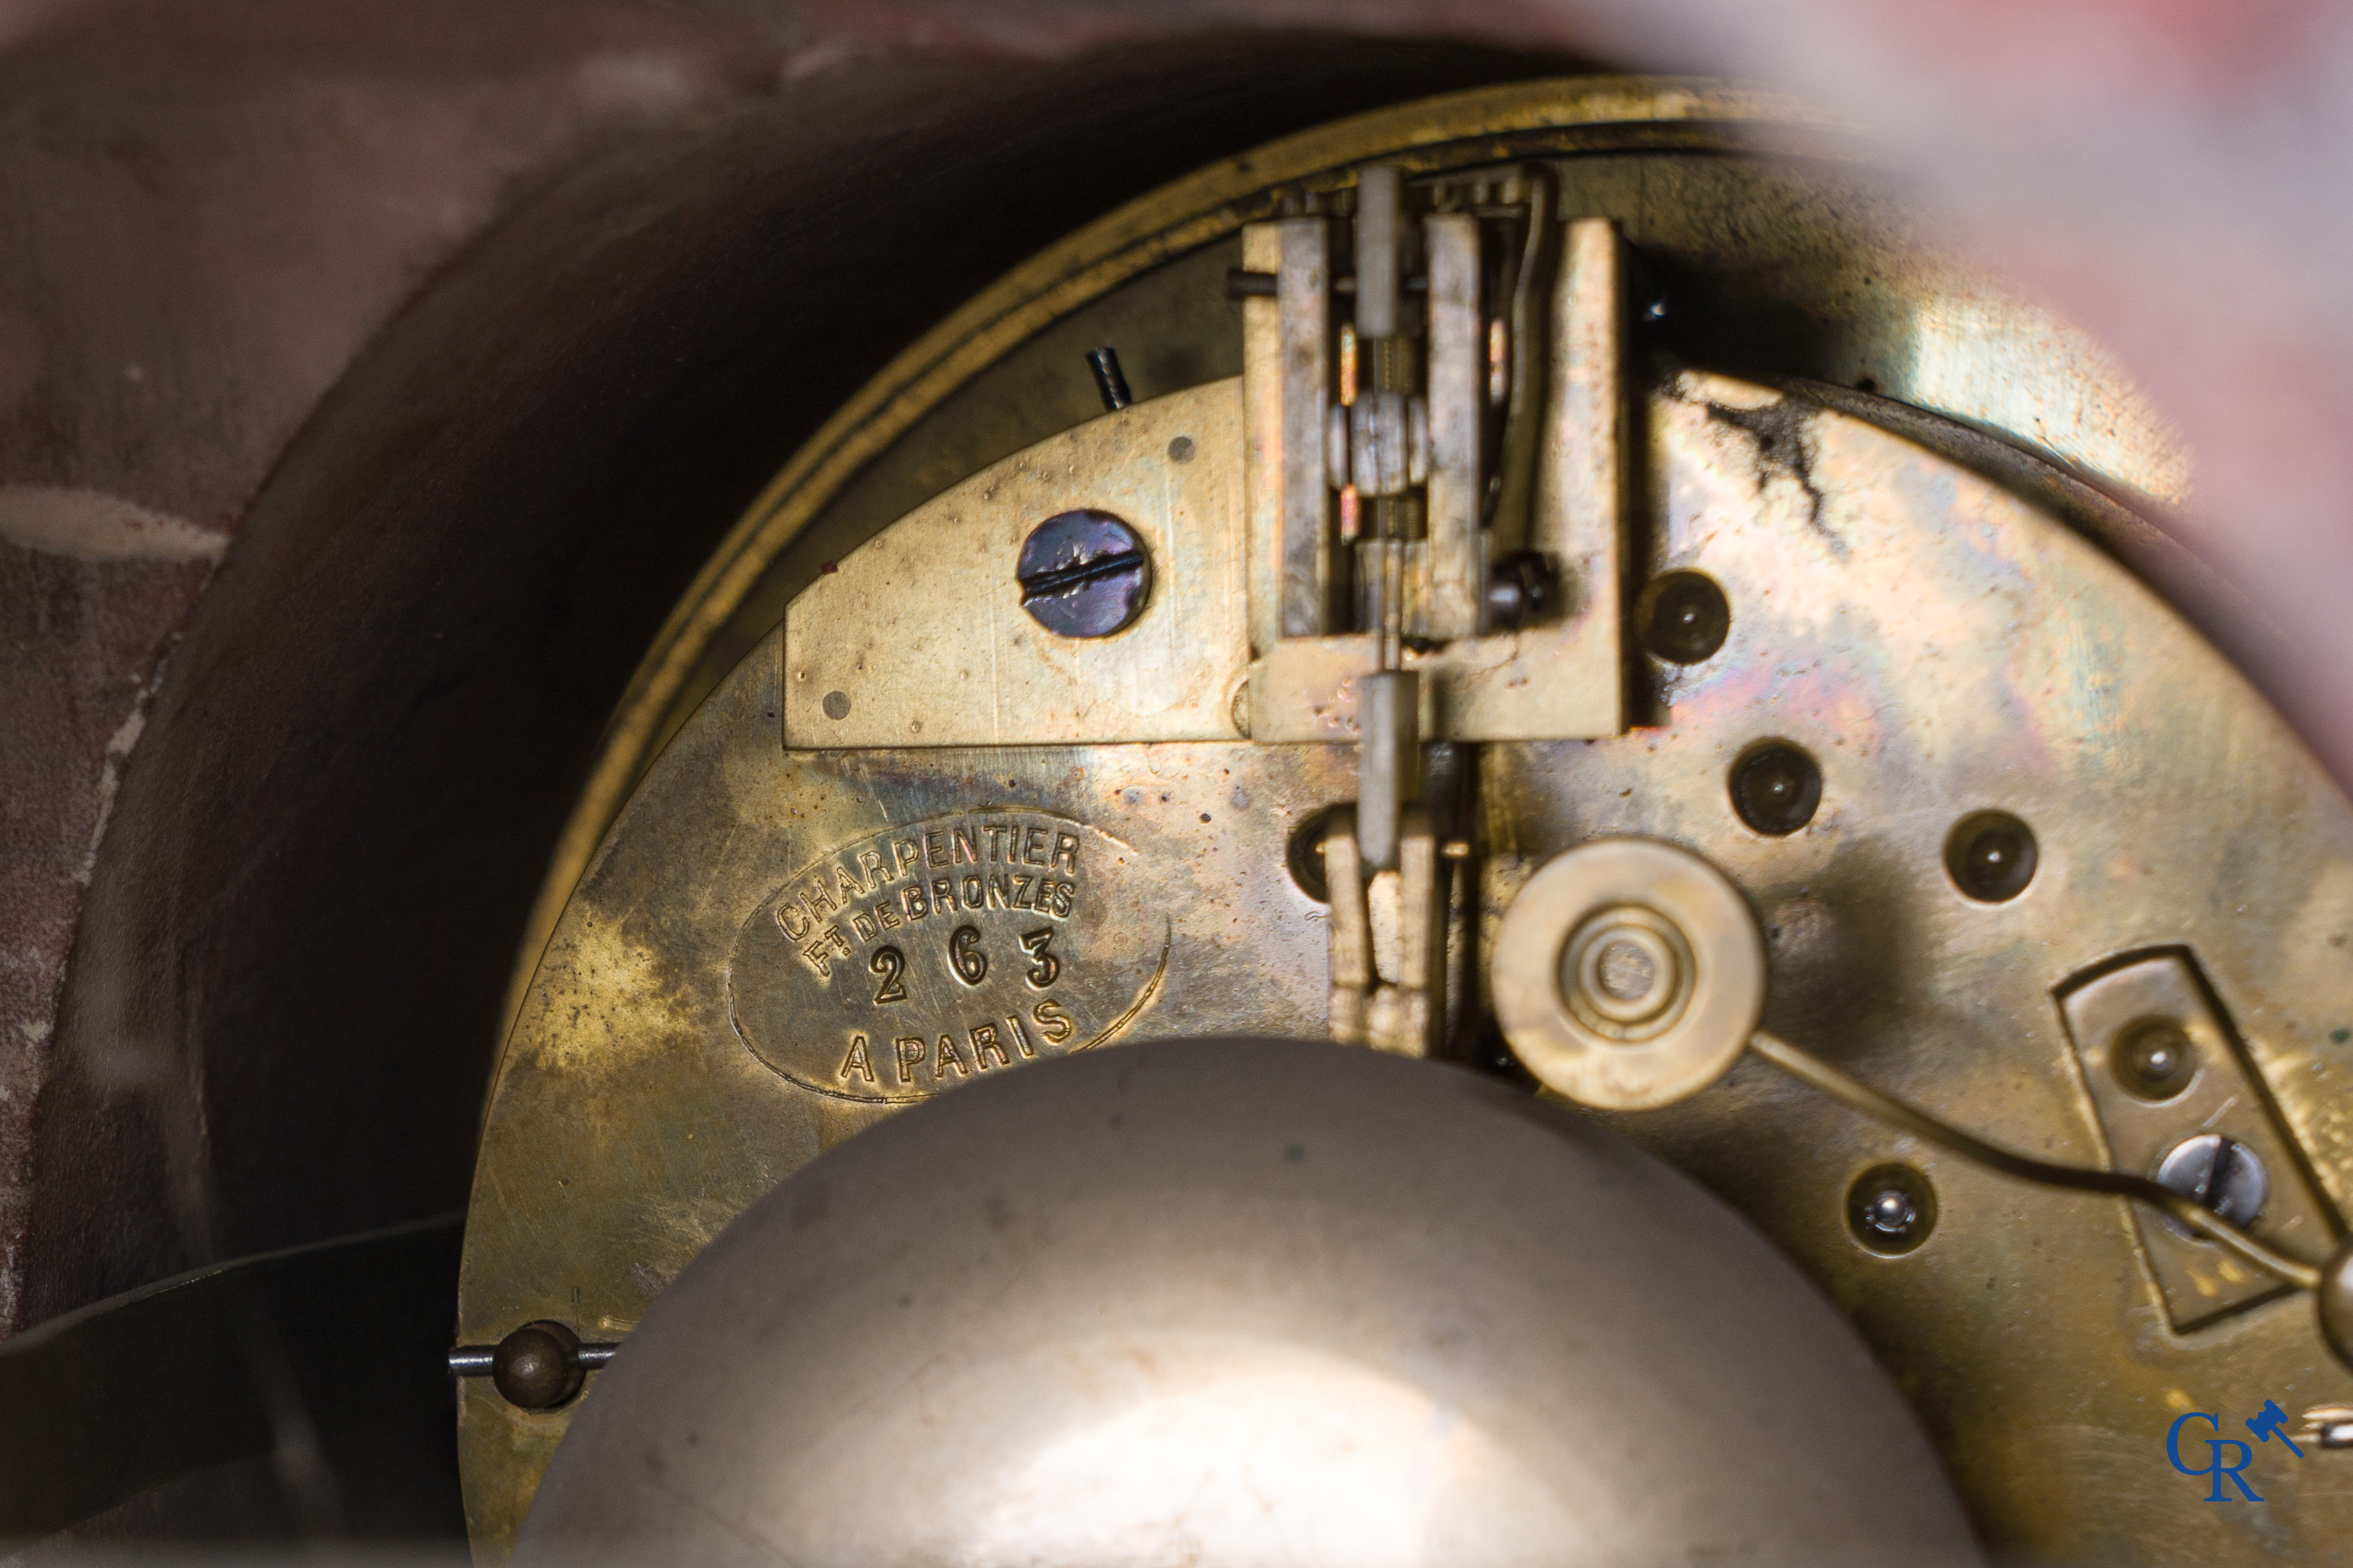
[727,811,1168,1103]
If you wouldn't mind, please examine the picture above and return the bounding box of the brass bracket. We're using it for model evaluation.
[1240,206,1630,747]
[2057,950,2343,1331]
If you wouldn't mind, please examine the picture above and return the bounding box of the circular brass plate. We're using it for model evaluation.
[1494,838,1764,1110]
[466,76,2220,1565]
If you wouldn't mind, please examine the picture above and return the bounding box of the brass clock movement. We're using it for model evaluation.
[449,78,2353,1564]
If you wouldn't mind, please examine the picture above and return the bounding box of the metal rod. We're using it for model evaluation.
[1357,670,1419,872]
[1086,346,1132,411]
[1373,524,1392,667]
[446,1346,496,1377]
[1354,165,1402,340]
[446,1336,622,1378]
[1747,1030,2325,1291]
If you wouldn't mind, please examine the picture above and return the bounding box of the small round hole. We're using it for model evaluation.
[1285,806,1345,903]
[1635,570,1730,664]
[2113,1019,2198,1101]
[1847,1164,1938,1256]
[821,690,852,720]
[1945,810,2037,902]
[1730,742,1821,836]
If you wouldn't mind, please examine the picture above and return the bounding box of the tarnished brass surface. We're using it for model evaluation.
[727,810,1169,1104]
[468,366,2352,1563]
[458,638,1356,1554]
[458,76,2312,1566]
[512,76,2190,1039]
[1473,372,2353,1560]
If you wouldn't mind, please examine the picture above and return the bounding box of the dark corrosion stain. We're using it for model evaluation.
[1706,398,1839,553]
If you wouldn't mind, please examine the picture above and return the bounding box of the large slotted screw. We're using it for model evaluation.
[2155,1132,2270,1232]
[1017,509,1152,639]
